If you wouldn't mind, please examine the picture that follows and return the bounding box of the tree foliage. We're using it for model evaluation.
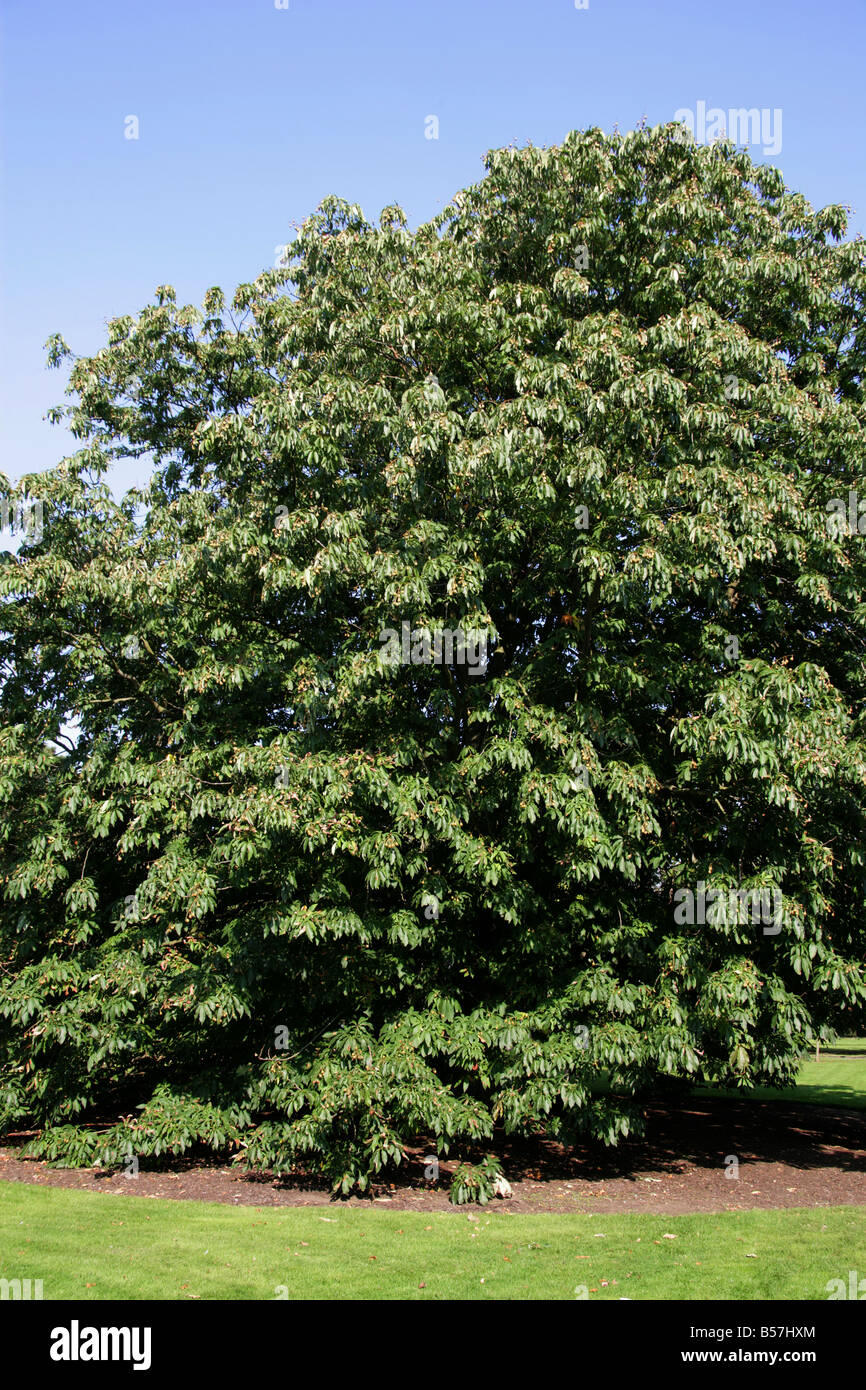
[2,125,865,1197]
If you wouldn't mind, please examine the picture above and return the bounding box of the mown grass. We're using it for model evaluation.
[1,1184,864,1301]
[2,1037,863,1300]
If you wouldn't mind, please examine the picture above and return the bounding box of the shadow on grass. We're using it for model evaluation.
[693,1084,866,1111]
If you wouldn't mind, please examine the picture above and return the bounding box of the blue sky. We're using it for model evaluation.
[1,0,863,494]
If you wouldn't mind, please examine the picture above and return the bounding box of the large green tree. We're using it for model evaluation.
[2,125,865,1198]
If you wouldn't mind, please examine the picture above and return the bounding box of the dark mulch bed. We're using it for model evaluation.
[2,1100,864,1214]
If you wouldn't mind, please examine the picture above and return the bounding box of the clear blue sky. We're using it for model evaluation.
[1,0,863,494]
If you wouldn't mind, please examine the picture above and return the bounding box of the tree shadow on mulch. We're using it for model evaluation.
[2,1098,864,1213]
[468,1099,866,1183]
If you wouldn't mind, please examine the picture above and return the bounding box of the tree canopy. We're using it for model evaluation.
[2,124,865,1199]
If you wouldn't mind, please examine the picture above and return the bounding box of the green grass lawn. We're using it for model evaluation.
[815,1037,866,1054]
[1,1183,864,1301]
[693,1037,866,1110]
[2,1037,864,1301]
